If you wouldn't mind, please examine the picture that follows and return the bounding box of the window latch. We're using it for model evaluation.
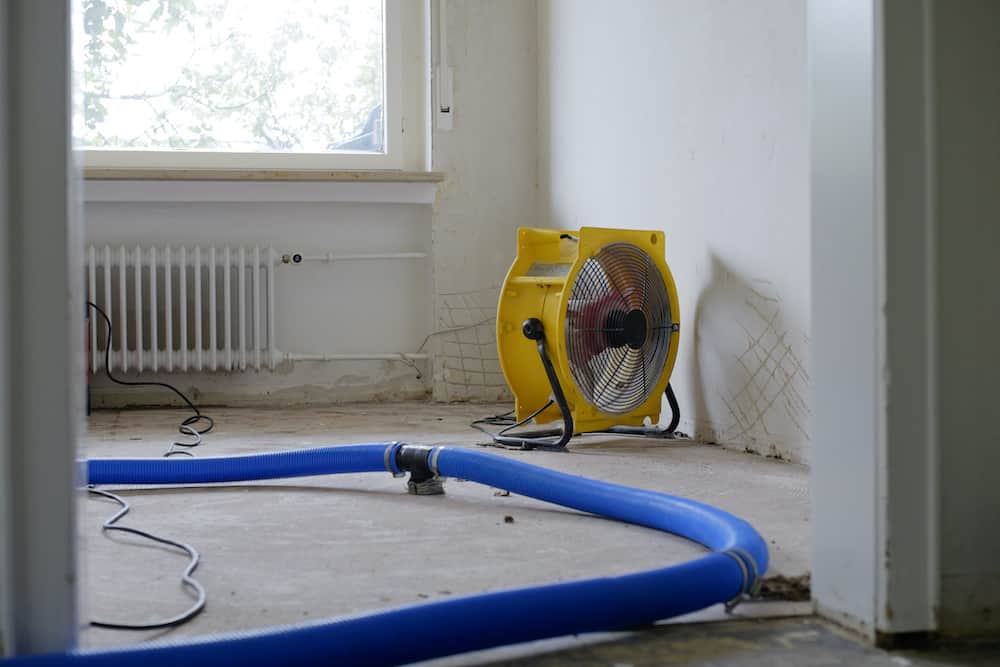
[436,65,454,130]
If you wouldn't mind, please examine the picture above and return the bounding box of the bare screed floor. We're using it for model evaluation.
[80,402,811,662]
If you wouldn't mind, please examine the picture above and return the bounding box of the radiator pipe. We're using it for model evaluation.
[281,252,427,264]
[9,444,766,667]
[284,352,428,362]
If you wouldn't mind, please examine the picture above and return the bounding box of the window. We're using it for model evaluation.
[74,0,403,169]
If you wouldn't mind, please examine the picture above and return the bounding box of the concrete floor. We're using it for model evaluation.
[473,617,1000,667]
[80,402,811,658]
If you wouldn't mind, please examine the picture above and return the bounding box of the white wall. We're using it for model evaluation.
[538,0,811,461]
[429,0,538,402]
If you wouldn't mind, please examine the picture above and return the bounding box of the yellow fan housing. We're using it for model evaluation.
[497,227,681,434]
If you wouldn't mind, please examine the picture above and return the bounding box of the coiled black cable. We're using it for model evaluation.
[87,301,213,457]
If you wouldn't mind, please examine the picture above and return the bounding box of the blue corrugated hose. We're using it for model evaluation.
[10,443,767,667]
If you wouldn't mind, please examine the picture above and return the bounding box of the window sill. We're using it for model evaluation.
[84,168,445,183]
[83,169,445,204]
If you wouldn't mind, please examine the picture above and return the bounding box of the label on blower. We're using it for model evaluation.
[525,263,571,278]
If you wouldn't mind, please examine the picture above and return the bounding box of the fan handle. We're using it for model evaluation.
[490,319,575,450]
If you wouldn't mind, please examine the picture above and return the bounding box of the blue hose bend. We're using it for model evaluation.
[11,444,767,667]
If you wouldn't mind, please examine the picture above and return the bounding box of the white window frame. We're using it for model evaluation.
[80,0,404,171]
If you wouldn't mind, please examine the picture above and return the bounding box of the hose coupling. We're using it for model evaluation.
[383,442,406,478]
[722,547,762,612]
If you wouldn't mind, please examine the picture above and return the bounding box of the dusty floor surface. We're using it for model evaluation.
[473,617,1000,667]
[80,402,811,658]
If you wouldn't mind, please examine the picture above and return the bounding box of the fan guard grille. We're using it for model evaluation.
[565,242,673,414]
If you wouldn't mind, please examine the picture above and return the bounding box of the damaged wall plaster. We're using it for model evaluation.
[692,263,810,460]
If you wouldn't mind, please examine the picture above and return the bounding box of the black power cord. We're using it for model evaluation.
[87,300,214,457]
[471,401,554,442]
[88,487,206,630]
[86,300,212,631]
[470,409,516,427]
[470,319,574,450]
[472,382,684,446]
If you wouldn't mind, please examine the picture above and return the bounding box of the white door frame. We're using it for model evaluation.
[0,0,81,655]
[810,0,939,640]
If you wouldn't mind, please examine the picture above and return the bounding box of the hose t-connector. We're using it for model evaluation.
[394,444,445,496]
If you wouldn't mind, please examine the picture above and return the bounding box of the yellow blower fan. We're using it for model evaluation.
[490,227,681,449]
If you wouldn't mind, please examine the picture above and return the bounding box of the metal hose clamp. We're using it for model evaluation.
[722,547,761,612]
[429,446,445,476]
[384,442,405,477]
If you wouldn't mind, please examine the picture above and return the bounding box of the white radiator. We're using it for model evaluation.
[86,245,277,373]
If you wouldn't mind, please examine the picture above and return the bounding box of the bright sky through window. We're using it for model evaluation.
[75,0,385,155]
